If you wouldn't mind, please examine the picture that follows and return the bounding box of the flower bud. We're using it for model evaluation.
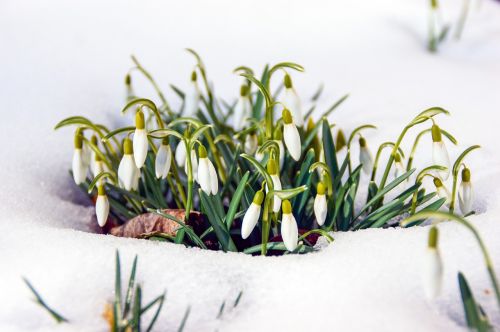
[244,132,258,155]
[282,74,304,126]
[198,145,218,195]
[422,226,443,300]
[433,178,451,206]
[282,109,302,161]
[281,200,299,252]
[72,130,87,185]
[133,109,149,168]
[314,183,328,226]
[359,137,373,175]
[155,139,172,179]
[118,138,140,191]
[458,167,473,215]
[431,124,450,180]
[96,185,110,227]
[241,190,264,239]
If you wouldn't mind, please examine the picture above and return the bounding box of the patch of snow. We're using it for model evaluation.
[1,0,500,331]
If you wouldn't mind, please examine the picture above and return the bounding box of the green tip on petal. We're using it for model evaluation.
[317,182,326,195]
[462,167,471,182]
[74,131,83,149]
[123,138,133,155]
[240,85,249,97]
[284,74,292,89]
[282,200,292,214]
[433,177,443,188]
[359,137,367,148]
[98,184,106,196]
[282,109,293,124]
[191,71,197,81]
[198,145,207,158]
[162,137,169,145]
[267,159,278,175]
[135,109,145,130]
[394,153,402,163]
[125,74,131,86]
[431,124,442,142]
[253,190,264,205]
[428,226,438,249]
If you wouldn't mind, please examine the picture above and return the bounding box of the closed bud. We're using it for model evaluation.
[281,200,299,252]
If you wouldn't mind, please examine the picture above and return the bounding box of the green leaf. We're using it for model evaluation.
[131,285,142,331]
[122,98,164,129]
[243,242,315,254]
[453,145,480,176]
[319,93,349,118]
[271,186,308,200]
[322,118,339,189]
[114,251,122,329]
[148,128,184,140]
[177,306,191,332]
[123,255,138,318]
[269,62,305,74]
[252,65,269,119]
[224,172,250,230]
[23,278,68,323]
[102,126,135,142]
[458,272,490,331]
[145,292,165,332]
[240,154,273,189]
[199,190,238,252]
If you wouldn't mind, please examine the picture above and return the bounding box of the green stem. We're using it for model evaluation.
[261,198,272,256]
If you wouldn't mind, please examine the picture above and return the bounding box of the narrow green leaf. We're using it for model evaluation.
[177,306,191,332]
[123,255,138,317]
[23,278,68,323]
[224,172,250,229]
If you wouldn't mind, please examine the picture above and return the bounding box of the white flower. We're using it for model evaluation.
[233,85,252,131]
[432,125,450,180]
[72,131,87,185]
[359,137,373,175]
[95,185,109,227]
[155,140,172,179]
[244,133,258,155]
[185,149,198,182]
[133,109,149,168]
[434,178,451,207]
[82,138,91,169]
[265,159,282,213]
[282,74,304,127]
[422,226,443,300]
[255,149,265,163]
[241,190,264,239]
[91,154,108,186]
[282,109,302,161]
[118,138,140,191]
[458,167,473,215]
[175,140,187,167]
[183,71,201,117]
[197,145,218,195]
[278,140,285,170]
[281,200,299,252]
[314,183,328,226]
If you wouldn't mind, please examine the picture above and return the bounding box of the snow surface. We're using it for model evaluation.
[1,0,500,331]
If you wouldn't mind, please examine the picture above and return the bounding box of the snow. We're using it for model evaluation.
[1,0,500,331]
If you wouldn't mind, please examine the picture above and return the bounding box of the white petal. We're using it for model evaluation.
[359,147,373,175]
[422,248,443,300]
[241,203,261,239]
[198,158,211,194]
[175,140,187,167]
[133,129,149,168]
[183,81,200,117]
[233,96,252,131]
[283,88,304,126]
[284,124,301,161]
[72,149,87,185]
[394,161,406,179]
[281,213,299,252]
[432,141,451,180]
[266,174,282,213]
[96,195,110,227]
[458,182,473,215]
[244,134,258,155]
[278,140,285,170]
[118,155,138,191]
[208,160,219,195]
[131,165,141,191]
[82,143,91,168]
[155,145,172,179]
[255,151,265,163]
[314,194,328,226]
[437,186,451,207]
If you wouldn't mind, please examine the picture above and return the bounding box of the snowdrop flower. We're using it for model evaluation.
[72,130,87,185]
[155,138,172,179]
[458,167,473,215]
[314,182,328,226]
[241,190,264,239]
[175,140,187,167]
[433,178,451,206]
[82,135,92,169]
[91,153,108,186]
[393,153,406,178]
[281,200,299,252]
[282,108,302,161]
[244,132,258,155]
[359,137,373,175]
[185,148,198,182]
[266,159,282,213]
[183,71,201,117]
[432,124,450,180]
[95,184,109,227]
[197,145,218,195]
[133,109,149,168]
[283,74,304,127]
[118,138,140,191]
[233,85,252,131]
[422,226,443,300]
[336,129,347,152]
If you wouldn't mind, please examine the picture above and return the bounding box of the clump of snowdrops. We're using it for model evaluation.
[56,49,479,256]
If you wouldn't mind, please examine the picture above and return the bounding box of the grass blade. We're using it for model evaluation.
[224,171,250,229]
[23,278,68,323]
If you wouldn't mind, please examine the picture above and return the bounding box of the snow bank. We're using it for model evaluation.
[1,0,500,331]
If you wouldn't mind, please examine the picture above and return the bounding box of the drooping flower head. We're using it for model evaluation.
[197,145,218,195]
[394,152,406,178]
[96,184,110,227]
[241,190,264,239]
[359,136,373,175]
[281,200,299,252]
[282,108,302,161]
[314,182,328,226]
[233,85,252,131]
[432,124,450,180]
[133,108,149,168]
[433,177,451,206]
[422,226,443,300]
[72,128,87,185]
[244,131,258,155]
[155,138,172,179]
[458,167,473,215]
[118,137,140,191]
